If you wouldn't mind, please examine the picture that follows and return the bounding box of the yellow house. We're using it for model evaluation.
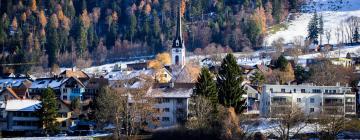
[154,68,173,83]
[331,58,353,67]
[56,100,73,131]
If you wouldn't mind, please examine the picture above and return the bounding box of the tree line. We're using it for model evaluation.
[0,0,303,74]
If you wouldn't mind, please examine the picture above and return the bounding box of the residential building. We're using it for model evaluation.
[84,77,109,100]
[243,84,260,115]
[148,83,193,128]
[56,100,73,131]
[260,84,356,117]
[29,77,85,101]
[0,100,41,133]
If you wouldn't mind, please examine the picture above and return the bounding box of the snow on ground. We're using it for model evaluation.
[243,118,320,136]
[264,0,360,45]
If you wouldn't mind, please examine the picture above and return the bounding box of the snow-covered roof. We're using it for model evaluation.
[149,85,193,98]
[30,77,84,89]
[5,99,41,111]
[104,70,154,81]
[30,78,66,89]
[0,78,28,88]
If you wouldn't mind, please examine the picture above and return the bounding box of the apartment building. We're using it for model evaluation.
[260,84,356,117]
[147,83,193,128]
[0,100,41,132]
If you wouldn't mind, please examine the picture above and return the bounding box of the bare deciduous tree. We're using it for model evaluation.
[271,106,309,140]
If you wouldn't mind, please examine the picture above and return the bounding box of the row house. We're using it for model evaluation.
[260,84,356,117]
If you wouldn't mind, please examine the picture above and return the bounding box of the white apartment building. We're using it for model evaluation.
[147,83,192,128]
[260,84,356,117]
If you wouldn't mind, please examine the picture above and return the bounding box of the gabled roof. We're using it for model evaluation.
[148,83,193,98]
[60,69,90,79]
[30,77,85,89]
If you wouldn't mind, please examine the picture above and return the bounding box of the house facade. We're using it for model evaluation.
[260,84,356,117]
[148,83,192,128]
[0,100,41,133]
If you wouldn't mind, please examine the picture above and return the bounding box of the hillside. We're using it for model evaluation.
[265,0,360,45]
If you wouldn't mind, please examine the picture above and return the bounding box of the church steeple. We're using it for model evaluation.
[171,0,186,67]
[172,0,184,49]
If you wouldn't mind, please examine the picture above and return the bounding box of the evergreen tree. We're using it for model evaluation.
[294,65,311,84]
[194,67,218,105]
[250,71,265,89]
[276,55,288,71]
[353,27,359,43]
[36,88,59,136]
[319,14,324,45]
[129,14,137,45]
[46,14,60,67]
[307,12,319,44]
[217,53,246,113]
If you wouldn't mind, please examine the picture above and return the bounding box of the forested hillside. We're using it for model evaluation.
[0,0,303,74]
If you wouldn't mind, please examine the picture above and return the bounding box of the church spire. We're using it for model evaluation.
[171,0,186,67]
[172,0,184,49]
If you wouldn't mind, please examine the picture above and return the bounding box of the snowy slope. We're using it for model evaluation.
[264,0,360,45]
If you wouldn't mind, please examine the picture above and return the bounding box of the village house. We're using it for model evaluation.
[29,76,85,101]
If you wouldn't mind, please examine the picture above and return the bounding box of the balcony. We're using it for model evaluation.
[271,106,292,115]
[271,101,292,106]
[345,106,355,113]
[323,102,343,106]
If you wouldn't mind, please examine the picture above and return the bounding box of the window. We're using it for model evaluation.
[297,98,301,103]
[293,89,296,93]
[163,98,170,103]
[301,89,306,93]
[281,89,286,92]
[61,121,67,127]
[162,117,170,121]
[310,108,315,113]
[325,90,328,93]
[176,99,183,104]
[310,98,315,103]
[163,108,170,112]
[312,89,321,93]
[270,88,273,93]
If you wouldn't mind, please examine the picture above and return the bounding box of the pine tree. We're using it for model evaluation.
[129,14,137,46]
[194,67,218,105]
[276,55,288,71]
[353,27,359,43]
[36,88,59,136]
[47,14,59,67]
[217,53,246,113]
[307,12,319,44]
[250,71,265,90]
[319,14,324,45]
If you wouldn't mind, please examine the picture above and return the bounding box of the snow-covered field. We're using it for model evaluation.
[264,0,360,45]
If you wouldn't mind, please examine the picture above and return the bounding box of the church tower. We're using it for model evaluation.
[171,0,186,67]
